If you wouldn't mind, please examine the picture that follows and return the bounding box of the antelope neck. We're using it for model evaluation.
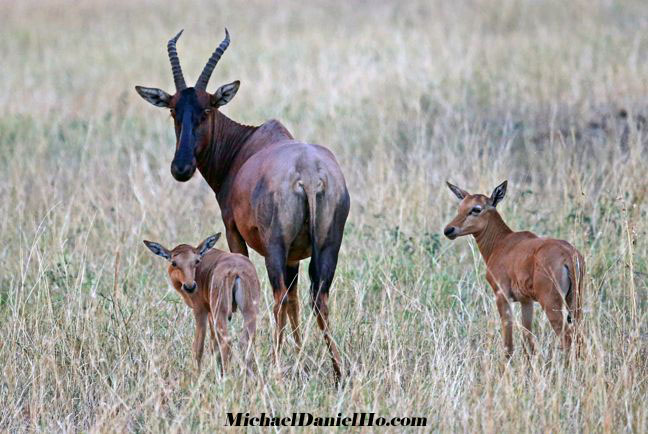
[196,111,258,190]
[473,210,513,263]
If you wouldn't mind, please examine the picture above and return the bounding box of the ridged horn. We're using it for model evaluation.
[167,30,187,91]
[195,28,230,91]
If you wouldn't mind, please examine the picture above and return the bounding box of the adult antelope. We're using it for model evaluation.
[135,30,350,382]
[443,181,585,357]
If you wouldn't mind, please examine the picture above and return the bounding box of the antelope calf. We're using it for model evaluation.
[443,181,585,357]
[144,233,260,374]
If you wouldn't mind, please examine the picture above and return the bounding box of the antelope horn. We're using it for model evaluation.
[195,28,230,91]
[167,29,187,91]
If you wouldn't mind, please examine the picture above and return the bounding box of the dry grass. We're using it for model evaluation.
[1,0,646,432]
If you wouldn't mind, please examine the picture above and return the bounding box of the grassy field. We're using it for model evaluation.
[1,0,646,431]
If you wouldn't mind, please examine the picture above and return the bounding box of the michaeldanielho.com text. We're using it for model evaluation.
[226,412,427,427]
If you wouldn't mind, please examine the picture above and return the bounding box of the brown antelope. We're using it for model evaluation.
[135,30,349,382]
[443,181,585,357]
[143,233,260,374]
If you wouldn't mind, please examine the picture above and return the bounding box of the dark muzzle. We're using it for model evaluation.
[171,110,198,182]
[182,282,197,293]
[170,161,196,181]
[444,226,457,239]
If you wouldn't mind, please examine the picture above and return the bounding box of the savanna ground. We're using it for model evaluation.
[1,0,647,432]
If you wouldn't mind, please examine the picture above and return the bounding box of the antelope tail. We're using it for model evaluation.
[562,265,574,324]
[302,179,322,297]
[233,276,244,312]
[217,273,240,321]
[563,257,585,325]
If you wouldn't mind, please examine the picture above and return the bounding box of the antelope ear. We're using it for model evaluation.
[446,181,469,200]
[197,233,222,257]
[489,180,508,207]
[211,80,240,107]
[143,240,172,260]
[135,86,172,108]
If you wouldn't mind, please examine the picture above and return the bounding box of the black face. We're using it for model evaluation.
[170,88,208,182]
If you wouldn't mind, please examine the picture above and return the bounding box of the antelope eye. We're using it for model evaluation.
[470,206,482,215]
[171,261,177,267]
[195,258,201,265]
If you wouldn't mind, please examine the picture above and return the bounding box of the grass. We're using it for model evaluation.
[0,0,646,431]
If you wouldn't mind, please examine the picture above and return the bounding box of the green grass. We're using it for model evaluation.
[0,0,646,431]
